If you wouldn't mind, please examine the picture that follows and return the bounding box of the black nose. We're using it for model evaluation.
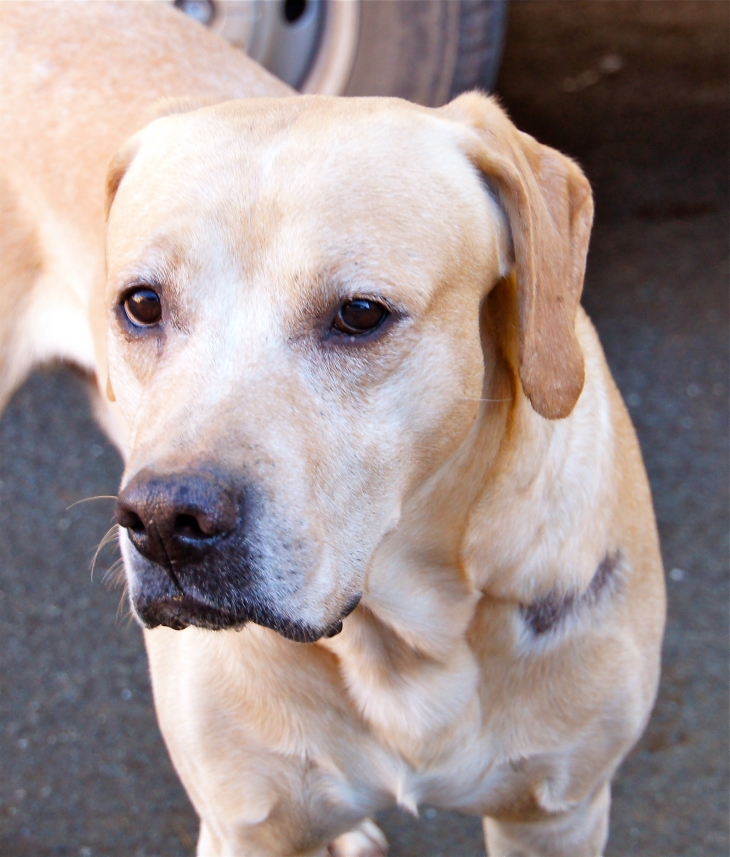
[115,468,239,567]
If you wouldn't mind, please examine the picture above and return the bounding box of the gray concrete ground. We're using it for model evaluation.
[1,2,727,855]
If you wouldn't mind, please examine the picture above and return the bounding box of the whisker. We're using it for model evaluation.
[116,582,131,626]
[102,558,126,589]
[90,524,120,581]
[66,495,118,511]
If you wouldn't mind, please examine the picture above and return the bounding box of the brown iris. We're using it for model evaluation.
[123,288,162,327]
[332,299,388,335]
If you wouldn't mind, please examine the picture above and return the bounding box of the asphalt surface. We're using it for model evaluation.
[1,2,727,856]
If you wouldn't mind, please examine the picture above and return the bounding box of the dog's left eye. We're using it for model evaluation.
[122,287,162,327]
[332,299,389,336]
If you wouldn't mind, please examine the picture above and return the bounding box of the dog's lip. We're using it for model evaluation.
[139,593,362,642]
[141,595,244,632]
[340,592,362,620]
[319,592,362,638]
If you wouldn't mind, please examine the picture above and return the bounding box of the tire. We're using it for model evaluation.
[449,0,508,97]
[339,0,507,105]
[175,0,507,105]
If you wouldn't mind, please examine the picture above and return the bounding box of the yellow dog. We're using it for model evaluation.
[0,4,664,856]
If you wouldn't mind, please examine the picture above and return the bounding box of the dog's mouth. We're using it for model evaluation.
[116,466,363,642]
[137,593,360,643]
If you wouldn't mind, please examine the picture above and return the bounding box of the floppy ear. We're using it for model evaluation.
[441,92,593,420]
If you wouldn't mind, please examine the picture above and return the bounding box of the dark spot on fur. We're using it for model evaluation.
[523,590,576,636]
[586,551,619,600]
[522,550,622,636]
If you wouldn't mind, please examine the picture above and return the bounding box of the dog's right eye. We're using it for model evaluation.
[332,299,389,336]
[122,288,162,327]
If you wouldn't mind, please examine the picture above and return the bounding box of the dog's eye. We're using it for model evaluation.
[123,288,162,327]
[332,299,389,335]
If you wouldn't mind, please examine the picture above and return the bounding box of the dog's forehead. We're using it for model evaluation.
[108,98,498,307]
[116,99,484,224]
[135,96,468,188]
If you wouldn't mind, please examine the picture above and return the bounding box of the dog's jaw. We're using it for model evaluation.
[137,592,357,642]
[123,531,362,642]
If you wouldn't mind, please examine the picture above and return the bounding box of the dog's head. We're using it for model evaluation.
[104,94,592,642]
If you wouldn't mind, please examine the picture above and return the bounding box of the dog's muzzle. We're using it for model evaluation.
[115,467,357,642]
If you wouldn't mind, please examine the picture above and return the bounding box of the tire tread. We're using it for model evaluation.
[450,0,508,97]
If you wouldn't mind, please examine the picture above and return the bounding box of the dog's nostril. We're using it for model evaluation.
[127,512,145,533]
[174,513,214,540]
[116,506,146,533]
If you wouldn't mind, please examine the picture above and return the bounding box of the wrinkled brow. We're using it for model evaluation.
[112,243,194,298]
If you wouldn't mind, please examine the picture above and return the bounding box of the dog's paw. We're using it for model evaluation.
[327,819,388,857]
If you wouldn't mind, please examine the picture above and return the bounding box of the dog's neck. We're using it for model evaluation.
[322,355,519,755]
[324,308,615,759]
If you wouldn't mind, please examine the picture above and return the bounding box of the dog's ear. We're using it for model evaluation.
[105,136,141,220]
[106,97,223,220]
[441,92,593,420]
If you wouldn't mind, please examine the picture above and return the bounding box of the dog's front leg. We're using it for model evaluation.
[194,819,387,857]
[197,822,221,856]
[482,782,610,857]
[196,818,387,857]
[196,823,330,857]
[327,818,388,857]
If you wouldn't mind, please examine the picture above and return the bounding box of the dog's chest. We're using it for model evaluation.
[148,620,582,844]
[326,632,518,815]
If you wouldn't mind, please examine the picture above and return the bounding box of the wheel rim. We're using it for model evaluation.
[174,0,359,94]
[299,0,360,96]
